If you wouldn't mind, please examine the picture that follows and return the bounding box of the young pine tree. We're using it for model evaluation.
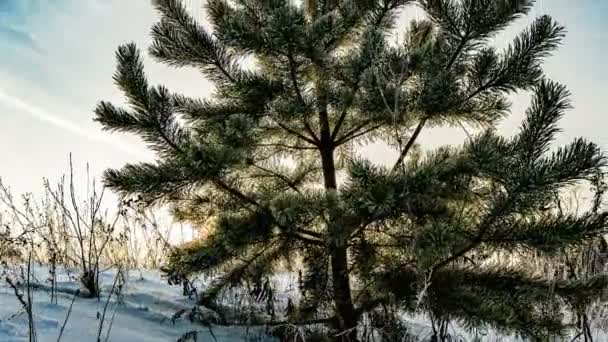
[95,0,608,340]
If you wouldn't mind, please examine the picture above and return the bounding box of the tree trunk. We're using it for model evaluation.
[330,244,358,341]
[320,145,358,342]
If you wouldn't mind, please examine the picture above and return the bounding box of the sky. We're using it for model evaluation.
[0,0,606,202]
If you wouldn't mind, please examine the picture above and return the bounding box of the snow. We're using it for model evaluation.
[0,266,276,342]
[2,265,607,341]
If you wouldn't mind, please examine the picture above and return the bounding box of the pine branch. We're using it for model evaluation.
[327,2,407,142]
[334,120,373,145]
[391,118,427,172]
[294,232,325,246]
[330,109,351,143]
[269,117,320,146]
[334,123,383,146]
[429,240,480,274]
[515,79,572,162]
[390,6,492,172]
[253,143,317,151]
[250,163,303,195]
[199,240,280,305]
[95,44,188,155]
[212,179,259,207]
[421,0,463,39]
[484,212,608,252]
[299,228,324,239]
[429,191,517,274]
[286,44,320,144]
[150,0,238,84]
[113,42,150,111]
[445,34,470,70]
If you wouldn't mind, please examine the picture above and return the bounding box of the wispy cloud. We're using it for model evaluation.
[0,88,150,158]
[0,25,42,52]
[0,0,79,53]
[0,1,41,53]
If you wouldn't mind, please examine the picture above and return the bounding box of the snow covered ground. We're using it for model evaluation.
[1,265,606,341]
[0,265,510,342]
[0,266,276,342]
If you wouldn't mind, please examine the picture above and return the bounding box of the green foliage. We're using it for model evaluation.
[96,0,607,339]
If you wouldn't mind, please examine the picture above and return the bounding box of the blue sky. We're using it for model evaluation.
[0,0,606,198]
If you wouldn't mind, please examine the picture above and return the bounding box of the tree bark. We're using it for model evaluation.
[320,143,358,341]
[330,243,358,341]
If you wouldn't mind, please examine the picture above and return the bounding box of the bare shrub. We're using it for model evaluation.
[3,246,38,342]
[0,156,121,298]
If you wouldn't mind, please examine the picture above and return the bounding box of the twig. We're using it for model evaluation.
[103,304,119,342]
[57,290,80,342]
[26,248,37,342]
[96,269,121,342]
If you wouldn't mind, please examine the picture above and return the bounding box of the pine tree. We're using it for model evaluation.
[95,0,608,340]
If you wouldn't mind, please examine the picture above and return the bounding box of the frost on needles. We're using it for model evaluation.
[93,0,608,340]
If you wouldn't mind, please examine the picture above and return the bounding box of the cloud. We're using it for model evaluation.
[0,88,150,158]
[0,0,84,53]
[0,25,42,52]
[0,0,41,53]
